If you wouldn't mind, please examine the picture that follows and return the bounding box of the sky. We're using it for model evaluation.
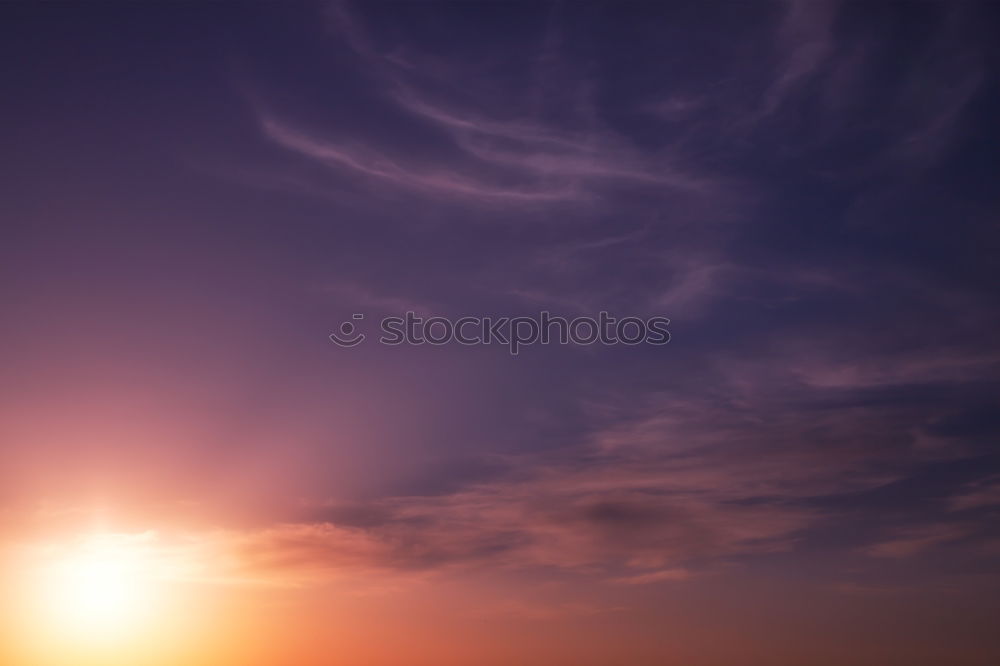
[1,2,999,665]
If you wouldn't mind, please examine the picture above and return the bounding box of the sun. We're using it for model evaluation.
[36,533,160,643]
[52,541,143,634]
[4,529,218,665]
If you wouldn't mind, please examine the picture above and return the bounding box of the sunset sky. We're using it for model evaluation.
[2,2,999,665]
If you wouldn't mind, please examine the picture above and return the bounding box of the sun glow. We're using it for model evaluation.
[2,528,244,666]
[44,534,154,639]
[11,531,174,651]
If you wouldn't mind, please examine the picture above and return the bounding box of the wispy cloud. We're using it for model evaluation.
[761,0,839,117]
[864,524,970,559]
[251,1,725,211]
[259,114,583,204]
[391,86,712,192]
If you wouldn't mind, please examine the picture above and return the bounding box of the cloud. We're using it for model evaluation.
[259,114,583,204]
[613,568,694,585]
[194,1,1000,595]
[864,524,970,559]
[188,391,917,585]
[251,2,726,211]
[390,86,712,193]
[949,476,1000,512]
[146,352,996,589]
[761,0,839,116]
